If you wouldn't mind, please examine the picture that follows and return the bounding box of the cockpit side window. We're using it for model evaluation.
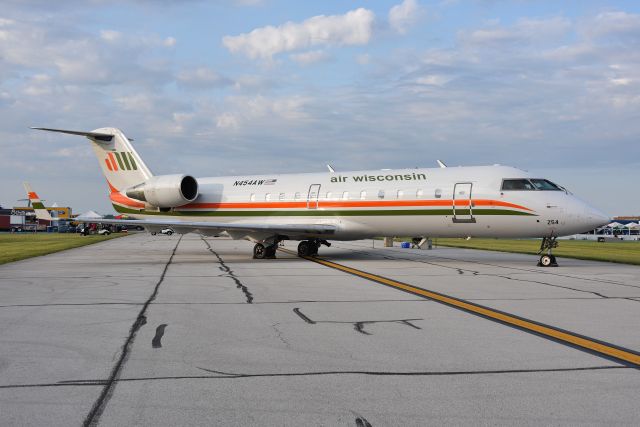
[530,179,563,191]
[501,179,535,191]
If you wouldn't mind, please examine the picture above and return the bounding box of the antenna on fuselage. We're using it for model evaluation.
[326,164,336,173]
[437,160,447,168]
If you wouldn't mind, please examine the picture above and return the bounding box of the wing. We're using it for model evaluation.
[75,217,336,240]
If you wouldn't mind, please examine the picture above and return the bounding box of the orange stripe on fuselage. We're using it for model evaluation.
[181,199,532,211]
[110,192,145,208]
[106,179,145,208]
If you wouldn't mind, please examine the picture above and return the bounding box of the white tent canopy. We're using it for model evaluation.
[77,210,102,219]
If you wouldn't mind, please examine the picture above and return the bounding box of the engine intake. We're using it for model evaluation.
[126,174,198,208]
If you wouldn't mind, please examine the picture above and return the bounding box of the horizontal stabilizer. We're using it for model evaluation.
[31,127,115,143]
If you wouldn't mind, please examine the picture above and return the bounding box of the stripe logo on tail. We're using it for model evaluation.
[105,152,138,171]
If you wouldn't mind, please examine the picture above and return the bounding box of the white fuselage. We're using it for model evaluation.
[118,165,609,241]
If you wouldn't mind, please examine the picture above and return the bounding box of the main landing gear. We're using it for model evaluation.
[537,235,559,267]
[253,243,277,259]
[297,239,331,257]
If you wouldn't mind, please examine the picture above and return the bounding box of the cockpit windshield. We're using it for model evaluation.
[501,178,564,191]
[530,179,562,191]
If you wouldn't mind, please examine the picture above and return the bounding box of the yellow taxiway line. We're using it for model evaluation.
[279,248,640,367]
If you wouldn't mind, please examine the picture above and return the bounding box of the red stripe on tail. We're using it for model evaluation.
[108,152,118,171]
[105,158,113,171]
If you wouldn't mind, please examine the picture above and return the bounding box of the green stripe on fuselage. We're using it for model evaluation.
[112,205,536,217]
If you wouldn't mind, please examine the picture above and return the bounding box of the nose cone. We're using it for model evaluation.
[583,206,611,230]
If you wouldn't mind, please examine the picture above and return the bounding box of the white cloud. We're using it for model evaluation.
[389,0,421,34]
[460,17,571,46]
[290,50,329,65]
[216,113,239,129]
[610,77,631,86]
[163,36,176,47]
[222,8,375,59]
[177,66,231,88]
[586,11,640,38]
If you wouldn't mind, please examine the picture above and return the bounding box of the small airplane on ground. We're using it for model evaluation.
[22,182,53,222]
[32,127,609,266]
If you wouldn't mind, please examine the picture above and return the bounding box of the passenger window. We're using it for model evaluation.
[397,190,404,199]
[434,189,442,198]
[342,191,349,200]
[360,191,366,200]
[326,191,332,200]
[279,193,285,201]
[265,193,271,201]
[250,193,256,202]
[378,190,385,199]
[294,192,301,200]
[416,189,423,198]
[501,179,535,191]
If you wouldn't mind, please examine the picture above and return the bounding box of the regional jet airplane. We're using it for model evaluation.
[33,127,609,266]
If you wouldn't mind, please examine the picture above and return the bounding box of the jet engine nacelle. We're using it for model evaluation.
[125,174,198,208]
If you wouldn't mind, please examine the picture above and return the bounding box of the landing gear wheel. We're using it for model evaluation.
[253,243,266,259]
[538,254,558,267]
[265,245,277,259]
[310,242,319,255]
[298,241,311,256]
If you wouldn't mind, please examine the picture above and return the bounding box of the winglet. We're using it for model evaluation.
[436,160,447,168]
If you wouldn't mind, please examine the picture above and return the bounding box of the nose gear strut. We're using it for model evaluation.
[537,234,559,267]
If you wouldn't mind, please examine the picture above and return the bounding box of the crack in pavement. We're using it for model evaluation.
[201,238,253,303]
[1,365,632,390]
[293,307,422,335]
[82,236,182,427]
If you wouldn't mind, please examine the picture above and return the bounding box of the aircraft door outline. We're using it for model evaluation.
[307,184,321,209]
[453,182,476,223]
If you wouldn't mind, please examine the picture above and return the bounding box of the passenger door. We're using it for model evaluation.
[453,182,476,223]
[307,184,321,209]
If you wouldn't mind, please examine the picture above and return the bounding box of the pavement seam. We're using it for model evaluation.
[82,236,182,427]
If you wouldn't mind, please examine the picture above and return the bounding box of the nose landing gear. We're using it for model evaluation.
[537,235,558,267]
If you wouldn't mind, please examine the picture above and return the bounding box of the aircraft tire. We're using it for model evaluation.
[539,255,557,267]
[253,243,267,259]
[297,241,311,256]
[265,245,277,258]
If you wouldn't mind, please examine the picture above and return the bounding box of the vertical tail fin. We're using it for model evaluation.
[23,182,53,221]
[32,127,153,192]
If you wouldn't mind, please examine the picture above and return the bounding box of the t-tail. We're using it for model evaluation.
[32,127,153,193]
[32,127,198,213]
[23,182,52,221]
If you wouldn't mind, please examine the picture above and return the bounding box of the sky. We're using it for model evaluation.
[1,0,639,216]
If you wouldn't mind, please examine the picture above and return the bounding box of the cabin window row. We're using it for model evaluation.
[249,189,443,202]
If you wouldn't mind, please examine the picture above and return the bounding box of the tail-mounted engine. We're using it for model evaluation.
[125,174,198,208]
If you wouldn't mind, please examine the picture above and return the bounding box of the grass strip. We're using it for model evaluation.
[0,233,127,265]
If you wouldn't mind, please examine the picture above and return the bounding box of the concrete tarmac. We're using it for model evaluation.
[1,234,639,426]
